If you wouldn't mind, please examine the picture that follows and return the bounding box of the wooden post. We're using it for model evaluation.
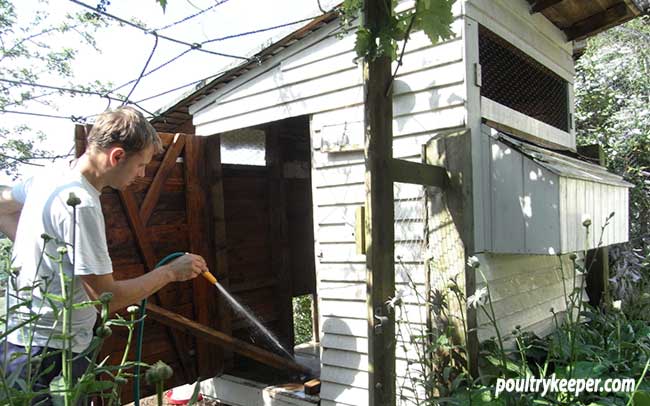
[363,1,395,404]
[205,134,232,371]
[578,144,610,306]
[266,125,294,352]
[185,135,221,377]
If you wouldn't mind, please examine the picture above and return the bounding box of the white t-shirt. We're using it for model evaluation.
[7,163,113,353]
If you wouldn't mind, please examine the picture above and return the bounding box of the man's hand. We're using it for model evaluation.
[81,253,209,313]
[164,253,208,282]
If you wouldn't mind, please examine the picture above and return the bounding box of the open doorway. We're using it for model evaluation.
[216,115,319,383]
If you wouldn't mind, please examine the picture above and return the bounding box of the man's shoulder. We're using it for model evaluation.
[30,165,100,210]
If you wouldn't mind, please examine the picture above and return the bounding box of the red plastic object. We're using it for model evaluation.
[164,386,203,405]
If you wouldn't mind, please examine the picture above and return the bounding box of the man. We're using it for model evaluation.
[0,107,208,397]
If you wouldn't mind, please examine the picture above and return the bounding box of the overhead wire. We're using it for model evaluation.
[0,79,155,118]
[4,2,327,125]
[0,109,86,122]
[108,14,322,96]
[154,0,231,32]
[68,0,249,60]
[122,31,159,106]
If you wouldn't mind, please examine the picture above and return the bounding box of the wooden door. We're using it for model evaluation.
[74,126,230,401]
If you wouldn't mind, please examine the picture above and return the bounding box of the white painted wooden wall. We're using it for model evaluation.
[474,253,583,343]
[479,125,630,255]
[187,0,629,404]
[190,1,466,403]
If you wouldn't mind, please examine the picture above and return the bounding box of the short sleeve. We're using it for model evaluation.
[11,177,33,204]
[67,206,113,276]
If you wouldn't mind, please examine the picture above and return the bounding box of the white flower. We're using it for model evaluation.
[612,300,622,311]
[467,256,481,269]
[467,287,488,309]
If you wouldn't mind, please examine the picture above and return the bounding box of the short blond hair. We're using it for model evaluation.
[88,107,162,154]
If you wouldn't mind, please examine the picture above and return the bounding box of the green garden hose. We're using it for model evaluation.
[133,251,185,406]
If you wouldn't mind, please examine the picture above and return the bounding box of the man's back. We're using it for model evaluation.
[8,163,113,352]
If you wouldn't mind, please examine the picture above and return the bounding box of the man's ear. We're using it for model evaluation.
[107,147,126,167]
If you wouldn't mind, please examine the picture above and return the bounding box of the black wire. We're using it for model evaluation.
[122,32,159,106]
[68,0,249,60]
[201,15,320,44]
[0,109,86,123]
[133,72,222,104]
[0,78,112,98]
[109,14,321,96]
[0,78,155,117]
[154,0,231,32]
[109,49,192,94]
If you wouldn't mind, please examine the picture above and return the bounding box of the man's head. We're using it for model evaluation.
[87,107,162,190]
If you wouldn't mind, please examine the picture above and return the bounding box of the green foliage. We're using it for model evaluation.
[156,0,168,13]
[574,15,650,320]
[397,227,650,404]
[0,0,111,178]
[293,295,313,345]
[0,200,159,405]
[341,0,455,61]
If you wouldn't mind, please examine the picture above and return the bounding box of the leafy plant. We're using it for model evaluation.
[395,220,650,405]
[0,193,161,404]
[340,0,455,61]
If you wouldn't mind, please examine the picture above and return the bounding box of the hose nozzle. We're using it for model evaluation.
[202,271,218,285]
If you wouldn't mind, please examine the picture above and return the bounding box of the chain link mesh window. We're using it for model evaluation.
[220,128,266,166]
[479,26,569,132]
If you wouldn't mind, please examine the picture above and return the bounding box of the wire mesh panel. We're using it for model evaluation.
[220,128,266,166]
[479,25,569,132]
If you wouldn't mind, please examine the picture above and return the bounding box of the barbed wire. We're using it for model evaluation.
[68,0,249,60]
[154,0,231,32]
[0,152,75,167]
[0,109,86,123]
[108,13,322,96]
[2,2,328,127]
[122,31,159,106]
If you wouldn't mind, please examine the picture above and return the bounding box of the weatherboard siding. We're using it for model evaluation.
[474,253,582,342]
[189,9,468,404]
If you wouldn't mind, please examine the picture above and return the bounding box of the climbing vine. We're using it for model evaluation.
[341,0,455,61]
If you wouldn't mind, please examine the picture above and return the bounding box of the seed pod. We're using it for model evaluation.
[67,192,81,207]
[95,325,112,339]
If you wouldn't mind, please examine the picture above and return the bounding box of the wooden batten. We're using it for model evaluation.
[145,303,311,375]
[205,134,233,369]
[185,134,222,376]
[118,189,197,382]
[266,125,294,352]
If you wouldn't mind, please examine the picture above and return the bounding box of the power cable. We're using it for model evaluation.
[154,0,231,32]
[68,0,249,60]
[122,32,159,106]
[133,72,223,104]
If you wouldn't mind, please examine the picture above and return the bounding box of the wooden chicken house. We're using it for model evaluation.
[78,0,647,405]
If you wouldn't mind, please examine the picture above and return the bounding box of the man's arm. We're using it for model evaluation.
[79,253,208,313]
[0,185,23,241]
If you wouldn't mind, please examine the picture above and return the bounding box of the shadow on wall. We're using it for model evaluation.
[319,317,364,405]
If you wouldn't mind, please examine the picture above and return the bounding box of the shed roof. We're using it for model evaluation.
[150,11,338,133]
[496,132,633,188]
[152,1,647,130]
[526,0,648,41]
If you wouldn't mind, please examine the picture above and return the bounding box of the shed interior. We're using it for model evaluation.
[75,115,319,402]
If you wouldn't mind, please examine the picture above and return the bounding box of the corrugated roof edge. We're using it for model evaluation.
[495,132,634,188]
